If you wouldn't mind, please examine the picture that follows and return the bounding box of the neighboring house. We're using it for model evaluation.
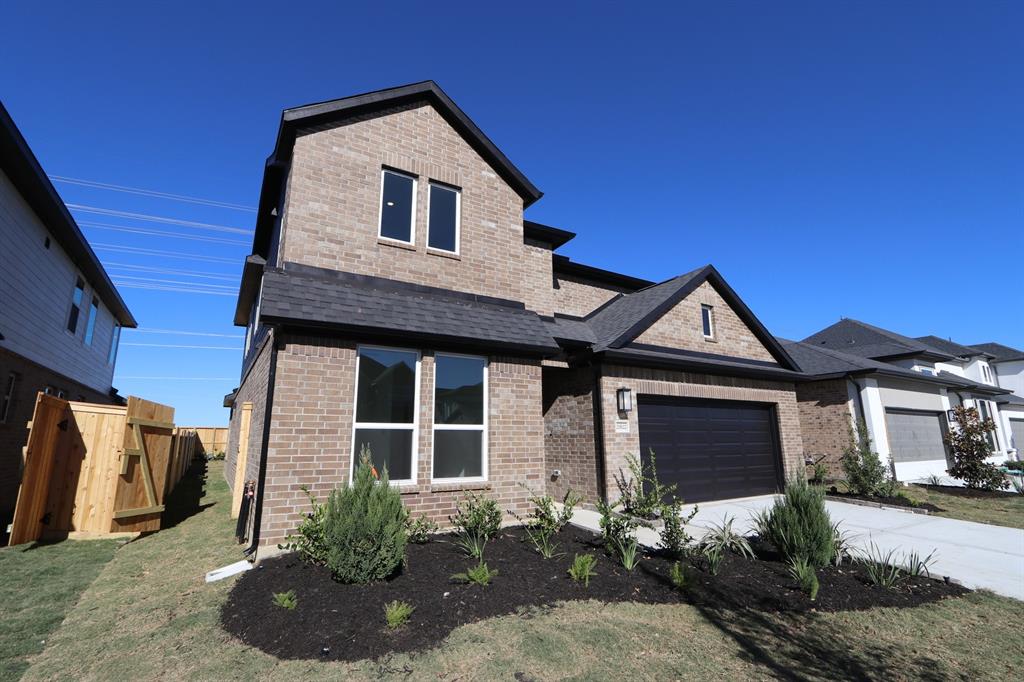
[223,81,808,554]
[968,342,1024,454]
[792,319,1014,482]
[0,101,137,527]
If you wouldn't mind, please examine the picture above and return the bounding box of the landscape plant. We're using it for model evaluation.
[757,477,836,568]
[858,543,905,589]
[450,491,503,559]
[272,590,297,610]
[383,600,415,629]
[945,405,1009,491]
[702,545,724,575]
[406,514,438,544]
[613,450,676,519]
[699,516,754,559]
[279,485,329,564]
[567,553,598,586]
[596,498,648,569]
[787,557,819,601]
[669,561,689,590]
[322,446,408,584]
[658,497,698,558]
[903,549,938,578]
[451,560,499,586]
[841,421,889,496]
[511,486,582,558]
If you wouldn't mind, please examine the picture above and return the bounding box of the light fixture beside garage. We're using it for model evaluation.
[616,387,633,413]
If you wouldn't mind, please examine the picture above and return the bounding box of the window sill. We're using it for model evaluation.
[377,237,417,252]
[703,337,718,344]
[426,248,461,261]
[398,481,492,495]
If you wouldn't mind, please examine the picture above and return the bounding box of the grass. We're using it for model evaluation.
[0,536,118,681]
[902,484,1024,529]
[8,460,1022,681]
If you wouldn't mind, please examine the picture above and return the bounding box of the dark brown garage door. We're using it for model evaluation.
[637,396,783,503]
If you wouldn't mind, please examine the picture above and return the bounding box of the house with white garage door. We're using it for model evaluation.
[969,342,1024,455]
[787,319,1015,482]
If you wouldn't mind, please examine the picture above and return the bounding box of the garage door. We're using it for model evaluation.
[1010,419,1024,452]
[884,410,948,463]
[637,396,782,503]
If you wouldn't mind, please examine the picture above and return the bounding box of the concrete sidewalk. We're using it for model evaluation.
[569,496,1024,600]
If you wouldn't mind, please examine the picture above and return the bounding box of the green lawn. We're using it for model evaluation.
[903,484,1024,529]
[8,462,1023,681]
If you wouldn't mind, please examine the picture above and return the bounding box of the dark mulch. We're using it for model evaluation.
[221,527,968,662]
[911,483,1020,499]
[827,489,945,513]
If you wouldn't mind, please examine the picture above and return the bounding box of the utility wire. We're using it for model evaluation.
[110,274,236,290]
[128,328,243,338]
[117,376,237,380]
[105,263,237,282]
[80,221,250,246]
[112,281,237,296]
[94,243,238,264]
[121,343,240,350]
[68,204,253,235]
[50,175,256,212]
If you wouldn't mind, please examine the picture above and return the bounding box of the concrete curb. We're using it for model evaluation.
[825,495,930,516]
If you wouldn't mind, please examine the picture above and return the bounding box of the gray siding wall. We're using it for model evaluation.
[0,169,118,393]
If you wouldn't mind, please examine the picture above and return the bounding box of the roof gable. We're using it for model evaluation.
[914,335,987,359]
[802,319,954,361]
[969,342,1024,363]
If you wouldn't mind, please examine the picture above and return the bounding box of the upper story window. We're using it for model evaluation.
[67,278,85,333]
[379,169,417,244]
[352,346,419,484]
[84,297,99,345]
[1,373,17,424]
[918,366,936,376]
[107,324,121,365]
[427,182,461,253]
[433,353,486,481]
[701,304,715,339]
[977,400,997,450]
[981,364,992,383]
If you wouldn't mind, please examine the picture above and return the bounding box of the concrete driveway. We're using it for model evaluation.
[570,496,1024,600]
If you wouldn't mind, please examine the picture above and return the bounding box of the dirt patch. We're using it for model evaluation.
[827,489,945,513]
[221,527,967,662]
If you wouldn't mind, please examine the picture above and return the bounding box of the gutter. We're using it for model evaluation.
[244,328,281,559]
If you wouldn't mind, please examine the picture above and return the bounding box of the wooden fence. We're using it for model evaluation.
[8,393,199,545]
[179,425,228,457]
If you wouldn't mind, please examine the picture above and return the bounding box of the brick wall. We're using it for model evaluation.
[254,333,545,548]
[279,101,554,315]
[542,366,600,502]
[225,331,274,497]
[795,379,854,478]
[598,365,804,502]
[635,281,776,362]
[0,345,111,524]
[552,275,630,318]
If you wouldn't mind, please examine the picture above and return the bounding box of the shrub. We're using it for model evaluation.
[450,492,503,558]
[702,545,724,575]
[384,600,415,629]
[946,406,1009,491]
[406,514,438,544]
[700,516,754,559]
[322,447,408,584]
[613,451,676,519]
[858,543,904,589]
[279,485,329,564]
[658,497,698,558]
[1004,460,1024,472]
[669,561,689,590]
[841,421,889,496]
[451,560,498,586]
[759,478,835,568]
[512,486,582,558]
[832,523,853,567]
[787,557,819,601]
[903,549,937,577]
[272,590,297,610]
[567,553,598,586]
[596,498,648,569]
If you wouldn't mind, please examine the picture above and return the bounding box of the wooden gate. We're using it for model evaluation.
[7,394,68,546]
[110,397,176,533]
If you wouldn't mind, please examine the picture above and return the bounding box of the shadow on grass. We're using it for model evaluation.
[160,458,215,530]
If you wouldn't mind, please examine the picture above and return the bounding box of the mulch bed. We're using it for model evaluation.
[827,489,945,513]
[910,483,1021,499]
[221,526,968,662]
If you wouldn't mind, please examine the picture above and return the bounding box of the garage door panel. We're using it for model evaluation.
[1010,420,1024,451]
[884,410,948,464]
[637,396,783,503]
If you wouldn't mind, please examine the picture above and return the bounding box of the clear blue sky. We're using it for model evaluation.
[3,2,1021,425]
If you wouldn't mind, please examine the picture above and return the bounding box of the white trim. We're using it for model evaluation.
[430,351,488,483]
[350,344,421,486]
[377,168,417,245]
[701,304,715,340]
[425,181,461,255]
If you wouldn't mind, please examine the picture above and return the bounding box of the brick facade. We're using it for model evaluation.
[598,365,804,502]
[635,281,776,362]
[552,274,630,318]
[795,378,854,478]
[224,331,274,512]
[542,366,600,502]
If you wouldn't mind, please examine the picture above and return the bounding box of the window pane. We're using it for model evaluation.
[356,348,417,423]
[353,428,413,480]
[428,184,458,252]
[108,325,121,365]
[702,306,713,337]
[85,298,99,345]
[435,355,484,424]
[433,430,483,479]
[67,280,84,333]
[380,171,414,242]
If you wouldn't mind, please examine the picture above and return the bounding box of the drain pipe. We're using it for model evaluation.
[591,362,607,502]
[244,328,281,560]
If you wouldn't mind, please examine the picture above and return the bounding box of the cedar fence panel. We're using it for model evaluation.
[180,426,228,456]
[8,393,68,545]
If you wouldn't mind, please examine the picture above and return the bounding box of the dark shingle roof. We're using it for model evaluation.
[802,319,954,361]
[543,316,597,345]
[969,342,1024,364]
[259,264,559,355]
[996,393,1024,406]
[914,335,987,359]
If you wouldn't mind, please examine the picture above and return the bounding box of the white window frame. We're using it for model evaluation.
[426,181,461,255]
[67,277,85,335]
[350,344,421,486]
[701,304,715,340]
[377,169,417,246]
[430,352,488,483]
[0,373,16,424]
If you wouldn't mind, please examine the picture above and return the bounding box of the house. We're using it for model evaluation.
[968,342,1024,455]
[223,81,808,555]
[0,101,137,529]
[791,319,1015,482]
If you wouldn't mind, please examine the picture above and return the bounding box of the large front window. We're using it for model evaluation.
[427,182,460,253]
[352,346,419,482]
[432,353,487,480]
[378,169,416,243]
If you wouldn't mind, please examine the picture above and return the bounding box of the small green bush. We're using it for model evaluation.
[322,447,408,584]
[384,600,415,629]
[760,478,836,568]
[903,549,937,577]
[1004,459,1024,472]
[567,553,598,586]
[613,450,676,519]
[946,406,1009,491]
[699,516,754,559]
[787,557,819,601]
[279,485,328,564]
[512,486,582,558]
[858,543,904,589]
[841,421,889,496]
[452,560,498,586]
[272,590,297,610]
[450,492,503,559]
[702,545,724,575]
[658,497,698,558]
[597,498,648,569]
[406,514,438,544]
[669,561,689,590]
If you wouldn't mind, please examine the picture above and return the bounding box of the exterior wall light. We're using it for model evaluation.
[616,387,633,413]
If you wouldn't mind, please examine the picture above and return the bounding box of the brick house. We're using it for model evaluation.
[0,102,137,531]
[224,82,810,555]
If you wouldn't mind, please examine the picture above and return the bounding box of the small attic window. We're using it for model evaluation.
[701,304,715,339]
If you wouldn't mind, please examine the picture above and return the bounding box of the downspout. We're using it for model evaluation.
[849,376,867,425]
[244,327,281,560]
[591,360,607,502]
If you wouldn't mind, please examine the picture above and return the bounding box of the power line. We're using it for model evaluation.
[105,263,237,282]
[121,343,240,350]
[117,376,237,381]
[67,204,253,235]
[93,243,238,264]
[50,175,256,212]
[80,221,250,246]
[110,274,236,290]
[128,328,243,338]
[112,281,237,296]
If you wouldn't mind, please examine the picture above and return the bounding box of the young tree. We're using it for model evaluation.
[841,420,888,496]
[945,405,1008,491]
